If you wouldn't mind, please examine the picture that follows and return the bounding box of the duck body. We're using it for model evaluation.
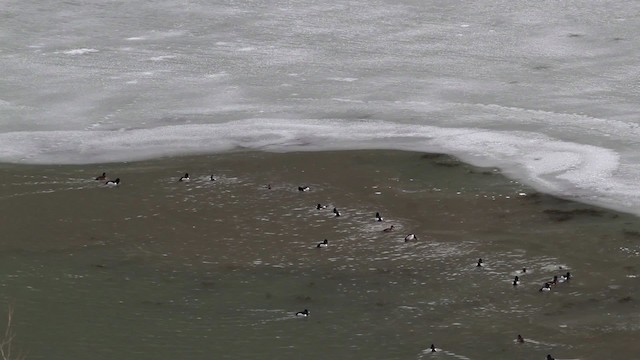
[179,173,190,182]
[295,309,309,317]
[404,233,417,242]
[105,178,120,186]
[539,283,551,292]
[317,239,328,248]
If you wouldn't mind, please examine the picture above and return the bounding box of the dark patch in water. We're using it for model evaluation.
[420,153,462,167]
[622,230,640,238]
[200,281,215,288]
[560,302,576,309]
[543,208,605,222]
[141,300,163,306]
[568,33,583,38]
[265,292,272,299]
[618,296,633,303]
[523,192,571,205]
[295,295,312,302]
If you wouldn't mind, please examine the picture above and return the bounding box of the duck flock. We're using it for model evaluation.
[95,171,575,360]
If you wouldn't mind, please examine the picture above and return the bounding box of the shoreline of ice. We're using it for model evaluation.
[1,118,637,216]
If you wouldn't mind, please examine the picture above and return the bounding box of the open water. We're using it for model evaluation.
[1,0,640,214]
[0,151,639,359]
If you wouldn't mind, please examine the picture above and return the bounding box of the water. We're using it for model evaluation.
[1,151,639,359]
[2,0,640,215]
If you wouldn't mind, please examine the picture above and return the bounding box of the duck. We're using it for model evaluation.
[295,309,309,317]
[179,173,190,182]
[375,212,383,221]
[539,282,551,292]
[560,272,571,282]
[404,233,417,242]
[547,355,555,360]
[516,334,525,343]
[317,203,327,210]
[317,239,328,248]
[383,225,395,232]
[476,258,484,267]
[550,275,558,285]
[333,207,341,217]
[209,175,216,181]
[513,276,520,286]
[105,178,120,186]
[298,186,310,192]
[429,344,437,352]
[95,172,107,180]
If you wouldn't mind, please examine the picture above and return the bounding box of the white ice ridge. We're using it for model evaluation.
[0,118,634,214]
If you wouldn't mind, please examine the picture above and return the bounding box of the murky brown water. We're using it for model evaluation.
[0,150,638,360]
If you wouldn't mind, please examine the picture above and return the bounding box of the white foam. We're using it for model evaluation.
[149,55,177,61]
[327,77,359,82]
[63,48,99,55]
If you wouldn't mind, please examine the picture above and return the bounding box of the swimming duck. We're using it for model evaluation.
[550,275,558,285]
[333,208,341,217]
[295,309,309,317]
[210,175,216,181]
[95,172,107,180]
[476,258,484,267]
[429,344,437,352]
[539,283,551,292]
[404,233,417,242]
[560,272,571,282]
[375,212,383,221]
[298,186,310,192]
[383,225,395,232]
[317,239,328,248]
[317,203,327,210]
[105,178,120,186]
[546,355,555,360]
[516,334,525,343]
[179,173,190,182]
[513,276,520,286]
